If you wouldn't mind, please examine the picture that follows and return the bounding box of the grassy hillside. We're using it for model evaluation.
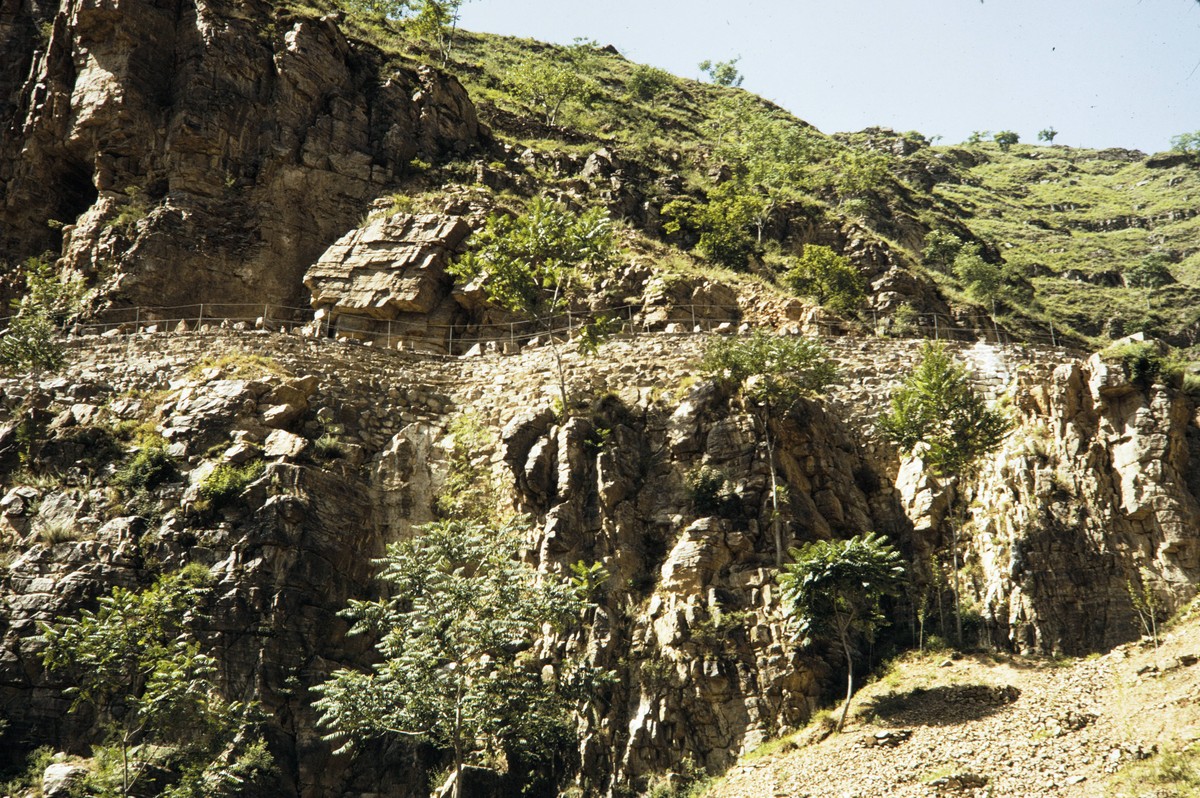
[284,1,1200,355]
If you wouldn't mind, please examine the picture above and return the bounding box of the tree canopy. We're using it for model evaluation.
[313,518,603,798]
[40,566,270,797]
[701,330,838,406]
[778,532,905,732]
[878,341,1010,477]
[784,244,866,315]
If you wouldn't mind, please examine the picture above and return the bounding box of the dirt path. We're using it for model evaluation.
[708,619,1200,798]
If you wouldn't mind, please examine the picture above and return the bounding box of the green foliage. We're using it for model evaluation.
[993,130,1019,151]
[1127,567,1165,650]
[313,517,605,790]
[114,443,179,492]
[966,130,990,145]
[663,186,761,270]
[507,46,598,126]
[783,244,866,315]
[1103,340,1185,390]
[777,532,905,731]
[952,244,1004,303]
[685,465,740,518]
[698,57,743,87]
[701,331,838,405]
[0,256,81,379]
[627,64,674,102]
[39,567,269,798]
[878,342,1011,477]
[407,0,467,64]
[827,149,892,199]
[196,460,265,510]
[105,186,150,231]
[921,230,964,272]
[1125,251,1175,288]
[1038,127,1058,145]
[1171,130,1200,154]
[451,197,618,318]
[434,413,499,521]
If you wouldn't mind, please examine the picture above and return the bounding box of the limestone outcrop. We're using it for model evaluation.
[0,0,484,311]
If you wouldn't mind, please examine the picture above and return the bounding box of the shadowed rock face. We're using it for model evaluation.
[0,0,484,311]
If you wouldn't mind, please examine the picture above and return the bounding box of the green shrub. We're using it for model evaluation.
[685,465,739,518]
[197,460,265,510]
[114,444,178,492]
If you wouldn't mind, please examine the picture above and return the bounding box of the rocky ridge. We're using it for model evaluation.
[0,325,1195,795]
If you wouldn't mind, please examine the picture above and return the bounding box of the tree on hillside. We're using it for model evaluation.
[921,230,964,273]
[0,256,83,382]
[1170,131,1200,154]
[40,567,272,797]
[878,342,1010,646]
[1038,127,1058,145]
[449,196,619,415]
[993,130,1019,152]
[952,243,1004,304]
[783,244,866,316]
[702,332,838,564]
[508,45,598,127]
[314,518,602,798]
[698,57,743,87]
[1126,252,1176,289]
[777,532,905,733]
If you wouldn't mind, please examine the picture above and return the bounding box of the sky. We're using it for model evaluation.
[456,0,1199,153]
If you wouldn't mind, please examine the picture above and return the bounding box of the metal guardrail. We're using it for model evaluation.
[9,300,1083,360]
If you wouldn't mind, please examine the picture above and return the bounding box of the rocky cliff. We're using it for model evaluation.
[0,327,1196,795]
[0,0,483,311]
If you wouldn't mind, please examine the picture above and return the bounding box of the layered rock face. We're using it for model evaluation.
[1,330,1198,796]
[0,0,483,310]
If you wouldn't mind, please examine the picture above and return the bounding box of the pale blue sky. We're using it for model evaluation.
[457,0,1198,153]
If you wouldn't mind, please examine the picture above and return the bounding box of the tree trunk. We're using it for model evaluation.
[836,628,854,733]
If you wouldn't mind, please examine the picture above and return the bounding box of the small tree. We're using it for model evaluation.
[702,332,838,564]
[878,342,1010,646]
[40,567,268,797]
[408,0,469,65]
[1038,127,1058,145]
[1125,252,1175,289]
[783,244,866,315]
[313,518,601,798]
[777,532,905,732]
[508,45,598,127]
[1170,131,1200,154]
[993,130,1020,152]
[0,256,82,382]
[450,196,620,414]
[952,244,1004,304]
[698,57,743,87]
[921,230,964,273]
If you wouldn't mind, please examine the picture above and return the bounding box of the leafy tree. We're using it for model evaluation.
[408,0,469,65]
[698,57,743,87]
[313,518,602,798]
[627,64,674,102]
[663,184,763,269]
[40,567,269,797]
[952,244,1004,304]
[0,257,82,381]
[449,197,620,414]
[702,332,838,564]
[966,130,990,145]
[1170,130,1200,154]
[826,149,891,200]
[777,533,905,732]
[1038,127,1058,145]
[878,342,1010,646]
[508,45,598,127]
[783,244,866,315]
[921,230,963,272]
[993,130,1019,152]
[1125,251,1175,288]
